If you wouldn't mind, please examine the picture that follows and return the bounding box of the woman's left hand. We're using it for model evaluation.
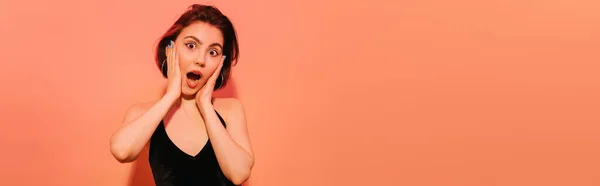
[196,56,226,112]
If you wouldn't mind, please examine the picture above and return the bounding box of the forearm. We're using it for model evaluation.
[200,106,253,184]
[110,94,177,163]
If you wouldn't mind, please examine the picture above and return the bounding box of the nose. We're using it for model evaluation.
[194,54,206,68]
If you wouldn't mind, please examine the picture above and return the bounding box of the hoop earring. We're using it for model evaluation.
[216,74,224,88]
[161,59,167,73]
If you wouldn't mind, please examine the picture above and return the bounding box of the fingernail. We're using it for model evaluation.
[170,40,174,45]
[223,55,227,61]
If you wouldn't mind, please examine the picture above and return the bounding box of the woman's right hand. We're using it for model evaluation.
[165,40,182,99]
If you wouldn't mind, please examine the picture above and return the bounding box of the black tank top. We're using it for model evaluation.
[149,111,236,186]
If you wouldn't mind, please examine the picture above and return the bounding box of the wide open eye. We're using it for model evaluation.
[185,42,196,49]
[209,49,220,56]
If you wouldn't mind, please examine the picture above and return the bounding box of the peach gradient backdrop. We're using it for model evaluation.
[1,0,599,185]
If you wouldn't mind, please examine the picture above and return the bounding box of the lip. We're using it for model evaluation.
[189,70,201,75]
[186,70,202,89]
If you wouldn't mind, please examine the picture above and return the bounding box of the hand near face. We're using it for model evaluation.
[196,55,226,111]
[165,40,182,99]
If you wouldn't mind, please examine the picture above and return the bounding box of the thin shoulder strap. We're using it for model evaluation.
[214,110,227,128]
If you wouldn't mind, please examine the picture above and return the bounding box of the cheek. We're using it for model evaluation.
[199,66,218,81]
[177,54,194,67]
[209,64,220,74]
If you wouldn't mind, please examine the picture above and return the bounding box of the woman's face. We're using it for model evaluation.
[174,21,224,96]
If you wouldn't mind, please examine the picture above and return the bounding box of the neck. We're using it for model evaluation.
[179,93,196,105]
[171,93,200,115]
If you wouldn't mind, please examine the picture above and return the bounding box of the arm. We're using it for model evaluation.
[110,94,178,163]
[199,98,255,185]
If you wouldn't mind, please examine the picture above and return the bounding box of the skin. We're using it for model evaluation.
[109,21,254,185]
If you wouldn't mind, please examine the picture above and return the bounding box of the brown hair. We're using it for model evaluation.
[155,4,239,90]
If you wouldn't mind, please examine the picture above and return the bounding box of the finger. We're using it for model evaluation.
[214,55,226,75]
[173,42,180,75]
[171,40,176,59]
[174,50,180,73]
[210,63,223,82]
[168,41,173,72]
[165,44,171,73]
[167,41,174,73]
[172,41,177,72]
[166,42,170,59]
[209,56,225,82]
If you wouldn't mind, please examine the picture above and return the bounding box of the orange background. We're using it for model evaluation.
[1,0,599,185]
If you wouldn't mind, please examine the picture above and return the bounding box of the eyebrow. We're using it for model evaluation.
[183,36,223,49]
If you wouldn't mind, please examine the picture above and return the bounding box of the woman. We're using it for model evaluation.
[109,4,254,186]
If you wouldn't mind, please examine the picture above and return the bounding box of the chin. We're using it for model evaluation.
[179,85,197,98]
[181,87,199,97]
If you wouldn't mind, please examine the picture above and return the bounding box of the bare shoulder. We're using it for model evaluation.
[212,98,245,121]
[122,100,159,124]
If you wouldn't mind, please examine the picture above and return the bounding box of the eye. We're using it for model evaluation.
[208,49,220,56]
[185,42,196,49]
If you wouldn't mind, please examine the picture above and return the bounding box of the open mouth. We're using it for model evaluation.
[186,72,201,82]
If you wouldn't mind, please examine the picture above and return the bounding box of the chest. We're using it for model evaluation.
[163,112,209,157]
